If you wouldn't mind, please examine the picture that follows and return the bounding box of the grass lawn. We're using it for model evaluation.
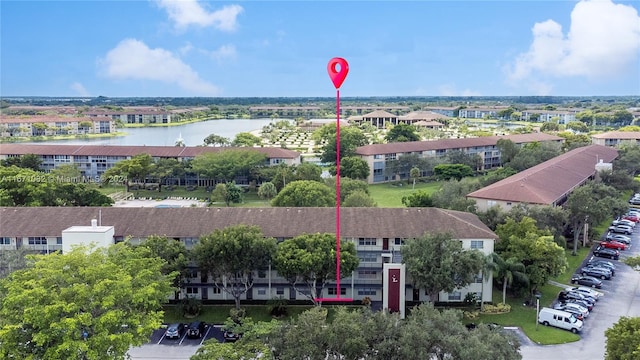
[369,181,442,207]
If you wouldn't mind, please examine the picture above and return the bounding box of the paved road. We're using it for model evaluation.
[520,224,640,360]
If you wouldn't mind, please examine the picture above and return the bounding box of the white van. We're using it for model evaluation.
[538,307,583,333]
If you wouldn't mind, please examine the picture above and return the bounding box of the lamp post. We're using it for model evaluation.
[535,291,542,331]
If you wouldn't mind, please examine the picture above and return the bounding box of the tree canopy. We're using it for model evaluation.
[316,124,368,164]
[191,149,267,183]
[273,233,359,306]
[385,123,420,142]
[271,180,335,207]
[193,225,276,309]
[605,316,640,360]
[0,244,174,360]
[401,232,485,302]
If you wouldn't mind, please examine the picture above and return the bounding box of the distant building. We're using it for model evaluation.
[0,144,301,181]
[84,108,173,124]
[355,133,564,184]
[0,206,497,304]
[0,115,116,137]
[466,144,618,211]
[591,131,640,147]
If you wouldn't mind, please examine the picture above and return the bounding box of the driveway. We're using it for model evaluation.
[520,224,640,360]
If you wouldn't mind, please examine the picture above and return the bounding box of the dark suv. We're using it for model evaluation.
[593,246,619,260]
[187,321,206,338]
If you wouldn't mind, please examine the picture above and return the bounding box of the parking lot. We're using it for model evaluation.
[521,207,640,359]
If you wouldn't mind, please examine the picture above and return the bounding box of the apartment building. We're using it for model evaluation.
[355,133,564,184]
[0,116,116,137]
[0,206,496,304]
[591,131,640,147]
[0,144,301,179]
[466,145,618,211]
[84,108,172,124]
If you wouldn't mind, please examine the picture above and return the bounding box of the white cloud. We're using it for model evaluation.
[70,82,90,97]
[202,44,237,62]
[507,0,640,85]
[99,38,220,95]
[179,42,194,56]
[156,0,243,31]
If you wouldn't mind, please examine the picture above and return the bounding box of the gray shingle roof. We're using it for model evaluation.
[0,207,496,240]
[467,144,618,205]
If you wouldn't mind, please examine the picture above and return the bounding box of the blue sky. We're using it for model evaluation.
[2,0,639,97]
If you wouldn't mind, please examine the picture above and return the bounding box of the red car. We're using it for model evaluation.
[623,215,639,223]
[600,240,627,251]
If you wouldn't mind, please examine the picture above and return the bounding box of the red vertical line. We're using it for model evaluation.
[335,88,341,298]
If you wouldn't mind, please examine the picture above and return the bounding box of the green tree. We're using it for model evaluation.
[271,180,334,207]
[401,232,485,303]
[257,181,277,200]
[318,124,368,164]
[506,142,561,172]
[232,132,263,147]
[430,178,480,212]
[150,158,182,192]
[491,253,528,304]
[191,150,267,183]
[611,110,634,126]
[49,163,82,180]
[0,243,174,360]
[566,121,589,133]
[340,156,370,180]
[194,225,276,309]
[401,190,434,207]
[273,233,359,306]
[294,162,323,182]
[191,341,271,360]
[343,190,377,207]
[605,316,640,360]
[0,248,32,279]
[102,153,153,191]
[615,144,640,176]
[433,163,474,180]
[540,122,560,132]
[445,150,482,172]
[1,153,43,171]
[211,182,243,206]
[132,235,190,288]
[496,139,519,165]
[565,182,628,255]
[385,153,434,181]
[203,133,230,146]
[385,123,420,142]
[324,176,369,202]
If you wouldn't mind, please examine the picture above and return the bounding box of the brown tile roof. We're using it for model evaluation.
[362,110,398,118]
[355,133,564,156]
[0,144,300,159]
[466,144,618,205]
[591,131,640,140]
[0,207,496,240]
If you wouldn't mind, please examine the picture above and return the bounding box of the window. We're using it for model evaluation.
[328,288,346,295]
[373,154,382,159]
[357,288,377,296]
[186,287,199,294]
[358,238,377,246]
[394,238,404,245]
[56,237,62,245]
[470,240,484,249]
[28,237,47,245]
[212,287,221,294]
[474,274,483,283]
[0,237,11,245]
[448,292,462,301]
[358,270,377,279]
[276,287,285,295]
[257,289,266,295]
[358,253,377,262]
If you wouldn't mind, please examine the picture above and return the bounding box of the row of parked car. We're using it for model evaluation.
[629,193,640,206]
[538,207,639,334]
[163,320,241,343]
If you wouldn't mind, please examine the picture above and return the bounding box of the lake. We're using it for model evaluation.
[25,118,278,146]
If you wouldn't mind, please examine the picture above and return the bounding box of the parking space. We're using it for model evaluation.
[150,323,224,347]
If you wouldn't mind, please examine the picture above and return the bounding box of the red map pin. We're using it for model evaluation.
[327,57,349,89]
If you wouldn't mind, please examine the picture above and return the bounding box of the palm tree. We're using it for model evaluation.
[480,254,499,311]
[492,253,528,304]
